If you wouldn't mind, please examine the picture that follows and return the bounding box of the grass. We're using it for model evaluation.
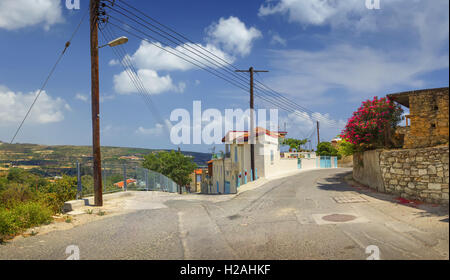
[97,210,106,216]
[0,202,53,242]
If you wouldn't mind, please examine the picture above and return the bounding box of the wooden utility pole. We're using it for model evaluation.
[316,121,320,147]
[90,0,103,206]
[235,67,268,181]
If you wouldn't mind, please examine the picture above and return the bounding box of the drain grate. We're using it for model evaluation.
[333,195,368,204]
[322,214,357,222]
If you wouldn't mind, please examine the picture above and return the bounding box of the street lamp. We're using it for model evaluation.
[99,36,128,48]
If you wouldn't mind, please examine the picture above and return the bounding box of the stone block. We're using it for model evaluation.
[428,183,442,190]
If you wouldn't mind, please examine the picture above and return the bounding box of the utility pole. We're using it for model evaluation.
[316,121,320,147]
[90,0,103,206]
[235,67,268,181]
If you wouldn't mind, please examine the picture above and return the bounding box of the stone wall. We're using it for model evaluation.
[354,146,449,204]
[405,89,449,149]
[353,151,385,192]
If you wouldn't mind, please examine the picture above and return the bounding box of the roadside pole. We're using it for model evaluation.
[235,67,268,181]
[90,0,103,206]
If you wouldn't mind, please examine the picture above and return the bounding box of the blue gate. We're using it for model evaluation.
[225,181,230,194]
[297,158,302,169]
[320,156,332,168]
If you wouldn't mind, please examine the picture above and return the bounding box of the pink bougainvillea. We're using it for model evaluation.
[340,96,403,149]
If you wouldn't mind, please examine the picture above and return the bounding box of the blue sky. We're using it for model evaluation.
[0,0,448,153]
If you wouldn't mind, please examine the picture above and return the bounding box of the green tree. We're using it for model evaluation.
[337,139,355,157]
[7,168,31,184]
[282,138,308,151]
[316,142,340,159]
[142,151,197,192]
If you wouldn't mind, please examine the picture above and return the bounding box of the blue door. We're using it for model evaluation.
[320,156,331,168]
[297,158,302,169]
[244,169,248,184]
[334,157,338,168]
[225,181,230,194]
[216,181,219,193]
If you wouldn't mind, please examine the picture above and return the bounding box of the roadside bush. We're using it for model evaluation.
[0,202,52,242]
[12,201,52,229]
[0,209,18,241]
[41,176,77,206]
[0,184,36,209]
[0,176,8,192]
[38,192,62,214]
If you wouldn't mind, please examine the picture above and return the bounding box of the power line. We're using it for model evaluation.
[99,24,170,135]
[101,0,341,127]
[10,8,89,144]
[101,0,339,126]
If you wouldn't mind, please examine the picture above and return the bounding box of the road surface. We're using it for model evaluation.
[0,168,448,260]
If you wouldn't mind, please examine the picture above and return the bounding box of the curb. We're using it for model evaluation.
[63,191,134,212]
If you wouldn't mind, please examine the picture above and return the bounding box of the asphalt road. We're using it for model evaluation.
[0,168,448,260]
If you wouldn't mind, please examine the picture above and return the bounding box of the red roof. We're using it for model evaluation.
[194,169,203,175]
[114,179,137,188]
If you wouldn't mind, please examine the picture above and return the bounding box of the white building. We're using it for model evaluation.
[208,127,338,194]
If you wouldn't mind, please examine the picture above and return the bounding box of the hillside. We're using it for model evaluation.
[0,141,211,177]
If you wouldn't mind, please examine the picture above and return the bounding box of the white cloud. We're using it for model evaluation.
[136,120,172,136]
[206,16,262,57]
[280,110,346,141]
[268,44,448,101]
[75,93,88,102]
[109,59,120,66]
[136,124,164,136]
[130,41,234,72]
[270,33,286,46]
[0,0,63,30]
[258,0,371,29]
[262,0,449,103]
[113,69,185,95]
[0,86,69,125]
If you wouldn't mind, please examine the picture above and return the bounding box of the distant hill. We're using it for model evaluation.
[0,141,211,177]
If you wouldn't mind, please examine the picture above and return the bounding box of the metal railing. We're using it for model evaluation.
[75,161,181,198]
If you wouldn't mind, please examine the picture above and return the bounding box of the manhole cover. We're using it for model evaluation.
[322,214,357,222]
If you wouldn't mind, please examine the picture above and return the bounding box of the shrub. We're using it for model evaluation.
[41,176,77,206]
[0,202,52,242]
[340,96,403,150]
[12,202,52,229]
[0,184,36,209]
[337,139,355,157]
[38,192,62,214]
[0,209,18,241]
[317,142,340,159]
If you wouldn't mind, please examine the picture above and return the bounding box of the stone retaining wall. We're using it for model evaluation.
[354,146,449,204]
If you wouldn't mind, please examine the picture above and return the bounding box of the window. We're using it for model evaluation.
[270,150,274,164]
[234,146,238,162]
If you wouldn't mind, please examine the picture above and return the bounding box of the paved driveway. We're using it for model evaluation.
[0,168,448,260]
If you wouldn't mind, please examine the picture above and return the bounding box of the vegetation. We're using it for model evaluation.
[0,141,211,177]
[340,96,403,151]
[0,168,77,242]
[142,151,197,191]
[316,142,340,159]
[336,139,355,157]
[282,138,308,151]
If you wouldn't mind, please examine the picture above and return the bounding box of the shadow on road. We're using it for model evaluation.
[316,170,449,219]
